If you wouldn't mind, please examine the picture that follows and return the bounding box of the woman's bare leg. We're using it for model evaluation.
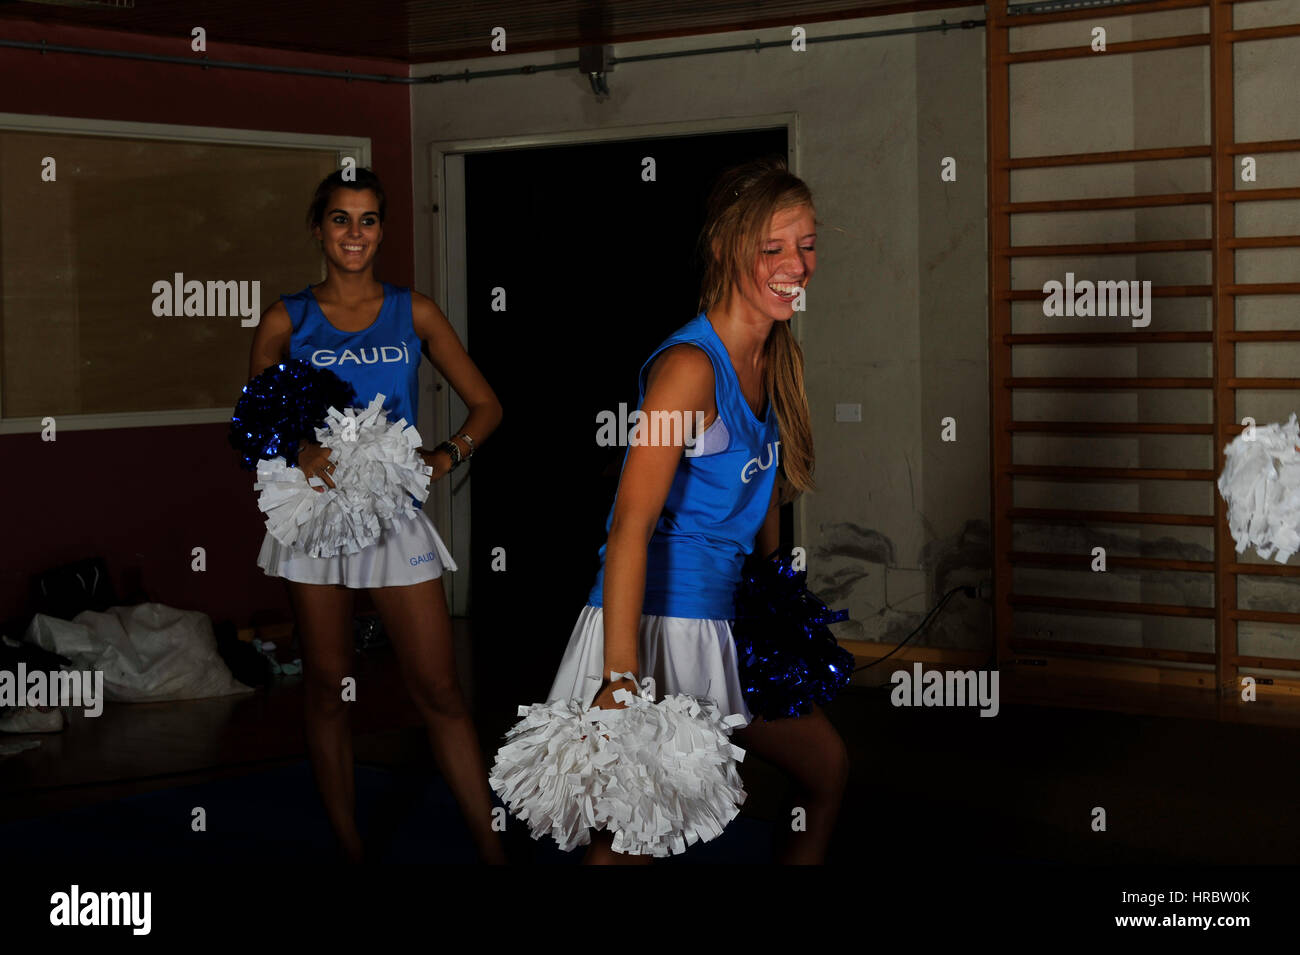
[731,705,849,864]
[288,581,362,861]
[583,830,653,865]
[369,576,506,864]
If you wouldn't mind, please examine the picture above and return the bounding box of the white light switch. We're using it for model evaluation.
[834,403,862,422]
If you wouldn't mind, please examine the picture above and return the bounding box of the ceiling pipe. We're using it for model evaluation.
[0,0,1169,88]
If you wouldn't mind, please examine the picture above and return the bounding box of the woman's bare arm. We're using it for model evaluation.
[598,344,716,696]
[247,301,292,379]
[411,291,503,472]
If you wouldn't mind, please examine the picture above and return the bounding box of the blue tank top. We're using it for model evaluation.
[282,282,420,430]
[587,312,783,619]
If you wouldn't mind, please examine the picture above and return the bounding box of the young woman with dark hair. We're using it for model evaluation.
[247,168,505,863]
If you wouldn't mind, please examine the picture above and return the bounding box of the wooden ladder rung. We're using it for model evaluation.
[1225,23,1300,42]
[1224,235,1300,248]
[1005,331,1211,344]
[1012,421,1213,434]
[1007,465,1214,480]
[1011,636,1215,664]
[1224,331,1300,342]
[1010,594,1214,618]
[1009,550,1214,572]
[1228,139,1300,156]
[1003,192,1209,213]
[1003,238,1211,256]
[1005,33,1208,66]
[1230,608,1300,625]
[1004,144,1208,168]
[1224,282,1300,294]
[1010,507,1214,526]
[1234,654,1300,670]
[1225,377,1300,389]
[1007,377,1211,388]
[1227,563,1300,577]
[1006,285,1209,300]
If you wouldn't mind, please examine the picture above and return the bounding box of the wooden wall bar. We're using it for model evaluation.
[986,0,1300,708]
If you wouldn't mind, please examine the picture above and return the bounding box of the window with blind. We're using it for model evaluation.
[0,116,368,431]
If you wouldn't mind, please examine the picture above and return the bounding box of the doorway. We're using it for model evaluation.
[458,126,790,715]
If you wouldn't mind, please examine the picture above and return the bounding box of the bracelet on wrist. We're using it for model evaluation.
[433,439,462,469]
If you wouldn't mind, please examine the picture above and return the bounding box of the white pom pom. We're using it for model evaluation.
[599,688,747,857]
[488,699,619,852]
[252,395,433,558]
[489,676,747,857]
[1218,414,1300,563]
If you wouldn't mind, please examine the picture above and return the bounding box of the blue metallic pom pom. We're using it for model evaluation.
[228,359,357,471]
[731,548,855,720]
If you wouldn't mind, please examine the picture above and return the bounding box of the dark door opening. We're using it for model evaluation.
[463,127,789,724]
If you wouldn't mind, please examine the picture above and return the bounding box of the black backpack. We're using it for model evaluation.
[32,557,118,621]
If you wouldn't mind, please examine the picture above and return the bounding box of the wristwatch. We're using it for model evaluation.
[434,439,462,469]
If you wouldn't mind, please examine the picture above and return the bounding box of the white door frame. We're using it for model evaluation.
[422,112,802,615]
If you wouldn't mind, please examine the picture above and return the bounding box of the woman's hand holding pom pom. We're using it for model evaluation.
[489,670,748,856]
[297,442,336,492]
[590,673,637,711]
[419,447,454,482]
[253,395,433,558]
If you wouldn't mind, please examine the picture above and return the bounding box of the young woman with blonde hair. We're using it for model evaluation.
[546,156,850,864]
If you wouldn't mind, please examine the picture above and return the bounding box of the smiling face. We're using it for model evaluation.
[313,187,383,273]
[733,203,816,322]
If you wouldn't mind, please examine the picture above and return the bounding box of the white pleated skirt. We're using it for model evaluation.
[547,604,754,726]
[256,509,457,588]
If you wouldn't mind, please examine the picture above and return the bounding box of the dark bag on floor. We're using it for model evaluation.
[213,622,273,689]
[32,557,118,621]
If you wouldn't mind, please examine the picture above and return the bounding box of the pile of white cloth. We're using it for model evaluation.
[25,603,251,702]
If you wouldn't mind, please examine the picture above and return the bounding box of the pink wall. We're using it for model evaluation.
[0,20,413,629]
